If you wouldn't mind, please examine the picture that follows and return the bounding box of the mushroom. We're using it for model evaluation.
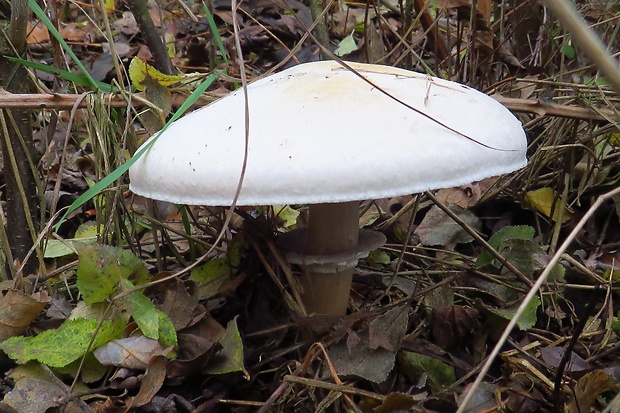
[129,61,527,315]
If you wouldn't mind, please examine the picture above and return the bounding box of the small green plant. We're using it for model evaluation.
[0,244,177,368]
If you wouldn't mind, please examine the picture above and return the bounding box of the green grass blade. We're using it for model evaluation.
[55,71,219,232]
[28,0,99,90]
[202,2,228,66]
[5,57,114,92]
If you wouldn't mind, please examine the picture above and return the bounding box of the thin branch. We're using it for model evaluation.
[0,93,612,122]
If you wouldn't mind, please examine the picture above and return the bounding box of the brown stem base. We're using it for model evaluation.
[300,268,354,315]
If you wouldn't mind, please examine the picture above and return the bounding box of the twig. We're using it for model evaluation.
[0,92,214,110]
[283,375,386,401]
[0,93,614,124]
[493,95,616,121]
[126,0,174,75]
[309,0,330,58]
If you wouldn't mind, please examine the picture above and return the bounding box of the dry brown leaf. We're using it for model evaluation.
[4,378,67,413]
[128,355,168,408]
[566,370,620,413]
[432,306,479,349]
[0,289,50,342]
[167,314,225,377]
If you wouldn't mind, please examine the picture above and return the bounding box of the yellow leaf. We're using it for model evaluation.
[525,187,572,223]
[273,205,299,229]
[105,0,115,14]
[607,133,620,147]
[128,57,182,91]
[165,33,176,58]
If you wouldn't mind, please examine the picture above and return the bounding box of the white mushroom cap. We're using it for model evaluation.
[129,61,527,206]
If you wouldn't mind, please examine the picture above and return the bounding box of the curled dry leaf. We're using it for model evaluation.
[127,355,168,409]
[566,370,620,413]
[0,290,50,342]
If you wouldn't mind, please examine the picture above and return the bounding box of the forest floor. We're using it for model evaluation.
[0,0,620,412]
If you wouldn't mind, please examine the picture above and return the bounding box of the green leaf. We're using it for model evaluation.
[476,225,535,266]
[489,295,541,330]
[44,222,99,258]
[121,280,177,348]
[335,32,359,57]
[124,280,159,340]
[44,239,77,258]
[74,221,100,238]
[613,313,620,332]
[206,316,248,378]
[76,244,148,304]
[368,250,391,266]
[157,310,178,349]
[0,317,124,367]
[562,44,576,60]
[190,257,233,300]
[273,205,299,229]
[129,57,184,91]
[398,351,456,393]
[525,188,573,223]
[498,238,545,278]
[76,245,122,303]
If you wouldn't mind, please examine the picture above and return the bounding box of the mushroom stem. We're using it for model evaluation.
[308,202,359,254]
[301,201,360,315]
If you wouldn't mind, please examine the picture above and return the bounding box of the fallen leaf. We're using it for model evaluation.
[167,314,225,377]
[566,370,620,413]
[456,382,498,412]
[434,184,482,208]
[415,204,481,248]
[368,307,408,352]
[525,187,573,223]
[0,289,49,342]
[539,347,590,372]
[127,355,168,408]
[398,351,457,393]
[432,306,479,349]
[373,392,417,413]
[1,317,124,367]
[157,279,199,330]
[330,307,409,383]
[94,336,165,370]
[4,378,67,413]
[129,57,183,91]
[113,11,140,35]
[206,316,249,378]
[334,31,358,56]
